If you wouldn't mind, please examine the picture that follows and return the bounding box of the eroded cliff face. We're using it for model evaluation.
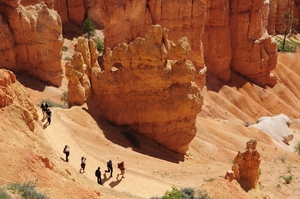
[99,0,207,89]
[229,0,278,87]
[203,0,231,81]
[0,69,38,131]
[0,1,63,86]
[21,0,103,28]
[83,25,203,154]
[203,0,278,86]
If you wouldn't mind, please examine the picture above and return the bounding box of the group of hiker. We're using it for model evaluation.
[41,104,125,185]
[63,146,125,184]
[40,102,52,125]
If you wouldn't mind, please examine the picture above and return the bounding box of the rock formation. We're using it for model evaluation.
[203,0,278,86]
[203,0,232,81]
[85,25,203,154]
[21,0,103,28]
[0,69,38,131]
[229,0,278,87]
[227,139,261,192]
[65,37,100,106]
[99,0,207,89]
[0,1,63,86]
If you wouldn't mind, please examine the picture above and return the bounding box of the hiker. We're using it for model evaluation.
[117,161,125,179]
[80,157,86,173]
[105,160,113,177]
[40,102,48,119]
[46,108,52,125]
[63,145,70,162]
[95,167,102,184]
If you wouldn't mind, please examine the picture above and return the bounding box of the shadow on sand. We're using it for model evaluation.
[108,177,122,189]
[82,106,184,163]
[15,71,52,92]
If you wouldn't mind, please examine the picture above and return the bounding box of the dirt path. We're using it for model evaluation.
[41,106,171,199]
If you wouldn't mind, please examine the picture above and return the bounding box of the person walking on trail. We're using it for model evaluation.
[63,145,70,162]
[117,161,125,179]
[95,167,102,185]
[105,160,113,177]
[40,102,48,119]
[46,108,52,125]
[80,157,86,173]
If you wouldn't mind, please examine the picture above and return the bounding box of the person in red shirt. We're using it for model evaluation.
[117,161,125,179]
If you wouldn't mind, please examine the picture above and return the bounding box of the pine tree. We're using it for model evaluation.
[82,17,96,40]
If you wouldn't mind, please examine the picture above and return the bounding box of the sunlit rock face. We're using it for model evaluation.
[89,25,203,154]
[0,1,63,86]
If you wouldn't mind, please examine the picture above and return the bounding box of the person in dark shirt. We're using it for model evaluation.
[95,167,102,184]
[105,160,113,177]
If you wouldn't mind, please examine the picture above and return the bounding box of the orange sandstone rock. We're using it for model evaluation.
[0,1,63,86]
[231,139,261,192]
[89,25,203,154]
[0,69,38,131]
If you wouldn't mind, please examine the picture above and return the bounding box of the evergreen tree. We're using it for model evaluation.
[82,17,96,40]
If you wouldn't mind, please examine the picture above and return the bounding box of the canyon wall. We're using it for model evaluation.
[0,1,63,86]
[99,0,207,82]
[21,0,103,28]
[229,0,277,86]
[203,0,231,81]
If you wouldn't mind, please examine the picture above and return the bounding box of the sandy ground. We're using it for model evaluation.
[1,35,300,199]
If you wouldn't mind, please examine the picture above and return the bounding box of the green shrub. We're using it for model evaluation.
[181,187,194,199]
[7,181,49,199]
[280,175,293,184]
[276,184,281,189]
[151,187,213,199]
[197,190,214,199]
[39,99,68,109]
[163,187,181,199]
[62,46,68,51]
[93,37,104,53]
[275,37,300,52]
[0,188,11,199]
[62,56,71,61]
[203,178,215,182]
[82,17,96,39]
[61,91,68,104]
[294,141,300,155]
[278,154,286,163]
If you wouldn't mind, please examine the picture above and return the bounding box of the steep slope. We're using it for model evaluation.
[1,41,300,199]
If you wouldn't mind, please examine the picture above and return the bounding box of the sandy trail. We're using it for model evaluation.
[40,106,171,199]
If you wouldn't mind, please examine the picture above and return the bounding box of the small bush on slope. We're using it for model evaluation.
[150,187,213,199]
[0,187,11,199]
[40,98,68,109]
[7,180,49,199]
[294,141,300,155]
